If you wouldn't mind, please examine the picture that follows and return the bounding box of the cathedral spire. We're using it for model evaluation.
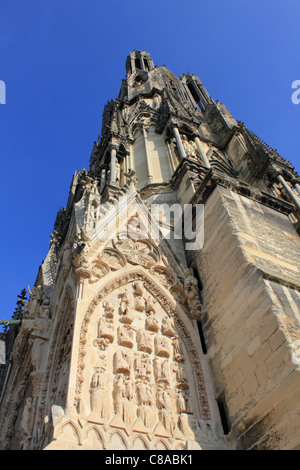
[126,50,155,78]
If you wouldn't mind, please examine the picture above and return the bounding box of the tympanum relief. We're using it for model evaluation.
[78,278,202,444]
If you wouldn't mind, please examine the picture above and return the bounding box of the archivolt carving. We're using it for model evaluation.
[87,237,187,314]
[89,259,110,284]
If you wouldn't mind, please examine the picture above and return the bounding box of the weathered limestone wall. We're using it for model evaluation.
[132,131,148,189]
[196,185,300,450]
[146,128,172,183]
[225,133,249,182]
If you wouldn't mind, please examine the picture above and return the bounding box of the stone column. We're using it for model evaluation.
[124,153,128,175]
[295,183,300,195]
[110,147,117,184]
[142,125,153,185]
[173,126,186,160]
[129,148,134,173]
[194,136,211,168]
[277,174,300,211]
[166,140,176,173]
[99,168,106,193]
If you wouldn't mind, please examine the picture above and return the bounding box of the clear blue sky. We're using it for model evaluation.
[0,0,299,323]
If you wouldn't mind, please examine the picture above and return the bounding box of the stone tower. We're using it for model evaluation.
[0,50,299,451]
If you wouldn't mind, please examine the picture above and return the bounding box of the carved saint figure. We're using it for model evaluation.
[184,268,199,297]
[145,310,159,332]
[179,413,195,440]
[137,329,153,353]
[23,285,43,319]
[116,162,121,184]
[115,374,126,399]
[135,353,152,380]
[172,335,185,362]
[133,281,144,311]
[114,350,131,374]
[154,358,170,384]
[91,366,106,390]
[184,268,203,320]
[22,294,51,371]
[60,242,72,280]
[157,388,175,435]
[161,316,175,337]
[173,363,189,389]
[125,377,135,401]
[119,289,133,323]
[145,296,156,314]
[20,397,33,450]
[136,381,150,406]
[114,374,136,425]
[90,360,111,420]
[182,135,199,160]
[98,318,114,343]
[118,325,134,348]
[102,300,114,318]
[155,335,170,358]
[177,390,186,414]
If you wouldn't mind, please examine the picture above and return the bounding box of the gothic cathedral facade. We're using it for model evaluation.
[0,51,300,450]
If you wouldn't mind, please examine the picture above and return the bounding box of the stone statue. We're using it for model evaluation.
[98,318,114,343]
[22,295,51,371]
[125,377,135,401]
[145,310,159,332]
[172,335,185,362]
[118,325,134,348]
[136,381,150,405]
[137,330,153,353]
[179,413,195,440]
[60,242,72,279]
[145,296,156,314]
[135,353,152,380]
[184,268,203,320]
[177,390,186,413]
[115,374,126,399]
[133,281,144,311]
[114,374,136,425]
[161,316,175,337]
[174,363,189,389]
[91,366,106,390]
[20,397,33,450]
[71,242,91,280]
[116,162,121,183]
[114,350,131,374]
[154,358,170,384]
[102,300,114,318]
[119,289,133,323]
[23,285,44,319]
[157,388,175,435]
[155,335,170,358]
[182,135,199,160]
